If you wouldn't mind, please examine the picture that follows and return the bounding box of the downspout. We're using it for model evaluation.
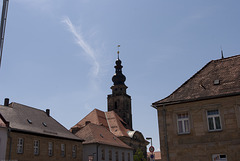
[162,105,169,161]
[7,126,12,160]
[96,144,99,161]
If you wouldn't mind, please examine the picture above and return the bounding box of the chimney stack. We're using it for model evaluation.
[46,109,50,117]
[4,98,9,106]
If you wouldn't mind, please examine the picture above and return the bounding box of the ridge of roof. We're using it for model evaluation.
[152,60,212,106]
[152,54,240,106]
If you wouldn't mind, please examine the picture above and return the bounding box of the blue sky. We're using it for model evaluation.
[1,0,240,151]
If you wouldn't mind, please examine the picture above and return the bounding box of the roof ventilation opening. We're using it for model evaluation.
[85,121,91,125]
[42,122,47,127]
[27,119,32,124]
[4,98,9,106]
[214,79,220,85]
[100,134,104,138]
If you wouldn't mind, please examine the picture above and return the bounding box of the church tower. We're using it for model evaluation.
[107,47,132,130]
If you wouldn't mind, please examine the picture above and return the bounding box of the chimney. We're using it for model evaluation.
[4,98,9,106]
[46,109,50,117]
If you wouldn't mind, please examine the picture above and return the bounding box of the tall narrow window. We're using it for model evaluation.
[17,138,24,154]
[33,140,40,155]
[116,151,119,161]
[61,144,65,157]
[101,148,105,160]
[207,110,222,131]
[128,153,130,161]
[48,142,53,156]
[122,152,125,161]
[177,113,190,134]
[109,150,112,161]
[72,145,77,158]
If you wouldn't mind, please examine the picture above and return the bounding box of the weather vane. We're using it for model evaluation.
[117,45,120,59]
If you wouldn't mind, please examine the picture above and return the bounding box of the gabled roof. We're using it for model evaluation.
[153,55,240,106]
[71,109,129,137]
[0,102,83,141]
[75,123,132,149]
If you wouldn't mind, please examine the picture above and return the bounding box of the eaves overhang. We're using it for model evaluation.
[9,128,84,142]
[152,92,240,109]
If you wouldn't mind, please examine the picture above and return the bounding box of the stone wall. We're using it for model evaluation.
[5,132,83,161]
[158,95,240,161]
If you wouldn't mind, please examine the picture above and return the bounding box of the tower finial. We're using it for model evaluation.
[117,45,120,59]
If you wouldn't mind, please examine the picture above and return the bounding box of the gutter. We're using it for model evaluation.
[7,128,12,160]
[152,92,240,108]
[162,106,169,161]
[10,128,84,142]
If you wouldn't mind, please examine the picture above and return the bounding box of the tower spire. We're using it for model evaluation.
[117,44,120,59]
[108,46,132,130]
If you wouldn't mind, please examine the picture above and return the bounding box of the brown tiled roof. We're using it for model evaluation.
[71,109,129,137]
[75,123,132,149]
[153,55,240,106]
[0,102,83,141]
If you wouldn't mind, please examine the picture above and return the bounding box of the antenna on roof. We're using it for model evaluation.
[220,46,224,59]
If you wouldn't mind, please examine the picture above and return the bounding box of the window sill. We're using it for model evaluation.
[208,129,222,132]
[177,132,191,135]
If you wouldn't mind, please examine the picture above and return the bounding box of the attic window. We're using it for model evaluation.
[27,119,32,124]
[42,122,47,127]
[214,79,220,85]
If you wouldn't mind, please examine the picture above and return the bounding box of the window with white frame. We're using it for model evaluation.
[212,154,227,161]
[207,109,222,131]
[17,138,24,154]
[48,142,53,156]
[33,140,40,155]
[72,145,77,158]
[177,113,190,134]
[61,144,65,157]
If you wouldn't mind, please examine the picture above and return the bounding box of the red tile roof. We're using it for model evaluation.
[71,109,129,137]
[75,123,132,149]
[153,55,240,106]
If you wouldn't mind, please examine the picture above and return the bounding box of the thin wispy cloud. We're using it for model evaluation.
[62,16,99,77]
